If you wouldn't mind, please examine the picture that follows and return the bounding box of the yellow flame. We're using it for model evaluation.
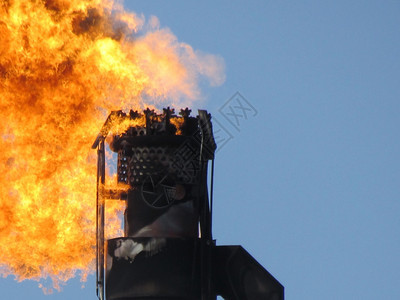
[0,0,224,290]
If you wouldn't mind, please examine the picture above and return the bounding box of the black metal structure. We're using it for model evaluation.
[92,108,283,300]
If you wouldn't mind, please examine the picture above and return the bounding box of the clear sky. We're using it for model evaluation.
[1,1,400,299]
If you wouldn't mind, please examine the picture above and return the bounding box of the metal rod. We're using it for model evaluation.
[209,159,215,241]
[95,145,100,298]
[95,139,106,300]
[99,140,105,300]
[198,118,215,300]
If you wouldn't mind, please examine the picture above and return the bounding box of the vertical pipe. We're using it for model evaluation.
[96,145,100,298]
[198,126,206,300]
[99,140,105,300]
[96,140,105,300]
[209,159,215,241]
[198,125,214,300]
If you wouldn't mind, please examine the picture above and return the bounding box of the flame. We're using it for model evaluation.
[170,116,185,135]
[0,0,224,290]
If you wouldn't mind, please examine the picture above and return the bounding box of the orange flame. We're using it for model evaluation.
[0,0,224,290]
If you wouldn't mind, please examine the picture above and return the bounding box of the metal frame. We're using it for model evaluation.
[92,109,217,300]
[92,113,117,300]
[94,139,105,300]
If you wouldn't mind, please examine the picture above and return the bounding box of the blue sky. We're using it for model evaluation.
[1,1,400,299]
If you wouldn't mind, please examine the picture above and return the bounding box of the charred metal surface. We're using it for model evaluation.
[94,108,216,300]
[93,107,283,300]
[212,246,284,300]
[106,237,201,300]
[109,109,213,239]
